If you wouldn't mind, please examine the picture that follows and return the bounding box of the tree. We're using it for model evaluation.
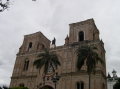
[76,45,104,89]
[0,0,36,12]
[0,0,10,12]
[33,49,61,75]
[0,86,2,89]
[0,86,9,89]
[113,78,120,89]
[3,86,9,89]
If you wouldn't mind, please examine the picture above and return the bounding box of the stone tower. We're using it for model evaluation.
[69,19,99,43]
[10,19,107,89]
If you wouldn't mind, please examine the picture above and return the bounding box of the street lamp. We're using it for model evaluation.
[51,73,61,89]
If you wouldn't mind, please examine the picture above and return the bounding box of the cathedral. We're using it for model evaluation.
[10,19,107,89]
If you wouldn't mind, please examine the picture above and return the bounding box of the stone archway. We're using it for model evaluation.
[40,85,54,89]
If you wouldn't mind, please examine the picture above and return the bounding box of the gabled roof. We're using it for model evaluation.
[24,31,51,42]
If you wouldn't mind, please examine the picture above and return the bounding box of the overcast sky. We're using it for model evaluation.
[0,0,120,86]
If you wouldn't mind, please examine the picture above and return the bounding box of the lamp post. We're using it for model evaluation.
[51,73,61,89]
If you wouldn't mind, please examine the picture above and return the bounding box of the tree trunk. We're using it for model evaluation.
[55,83,57,89]
[89,74,91,89]
[50,63,55,72]
[43,76,45,86]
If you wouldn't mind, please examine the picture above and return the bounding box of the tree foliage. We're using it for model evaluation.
[0,86,2,89]
[76,45,104,89]
[0,0,10,12]
[33,49,61,75]
[0,86,9,89]
[76,45,104,74]
[3,86,9,89]
[114,78,120,89]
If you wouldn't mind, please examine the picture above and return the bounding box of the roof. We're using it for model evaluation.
[24,31,51,42]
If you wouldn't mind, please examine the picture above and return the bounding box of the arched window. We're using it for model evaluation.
[76,81,84,89]
[23,59,29,71]
[19,83,24,87]
[79,31,84,41]
[28,42,32,51]
[29,42,32,48]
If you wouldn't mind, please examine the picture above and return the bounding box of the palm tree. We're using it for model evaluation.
[76,45,104,89]
[33,49,61,75]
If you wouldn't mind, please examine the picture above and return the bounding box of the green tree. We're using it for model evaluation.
[76,45,104,89]
[33,49,61,75]
[0,86,2,89]
[114,78,120,89]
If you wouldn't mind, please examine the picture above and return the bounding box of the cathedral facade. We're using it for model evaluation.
[10,19,107,89]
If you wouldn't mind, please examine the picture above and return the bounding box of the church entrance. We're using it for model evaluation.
[40,85,54,89]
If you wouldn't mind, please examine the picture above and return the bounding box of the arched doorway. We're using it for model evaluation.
[19,83,24,87]
[40,85,54,89]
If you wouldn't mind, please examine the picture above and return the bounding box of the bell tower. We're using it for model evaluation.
[69,19,100,43]
[18,32,51,54]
